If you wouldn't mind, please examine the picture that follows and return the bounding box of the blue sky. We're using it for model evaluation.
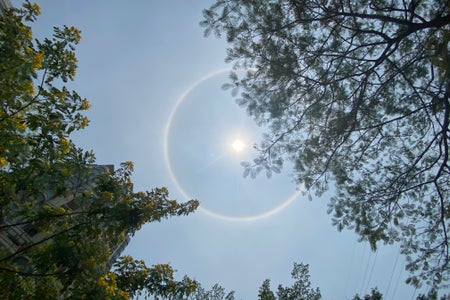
[16,1,431,299]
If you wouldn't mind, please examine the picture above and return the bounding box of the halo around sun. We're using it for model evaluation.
[164,68,301,222]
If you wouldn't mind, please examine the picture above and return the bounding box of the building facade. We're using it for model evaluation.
[0,0,11,15]
[0,164,130,275]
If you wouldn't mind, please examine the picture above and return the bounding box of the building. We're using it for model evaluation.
[0,0,11,15]
[0,164,130,279]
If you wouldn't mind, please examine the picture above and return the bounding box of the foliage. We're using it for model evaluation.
[351,286,450,300]
[258,263,321,300]
[189,283,235,300]
[352,288,383,300]
[258,279,276,300]
[95,255,199,299]
[416,287,449,300]
[202,0,450,287]
[0,2,199,298]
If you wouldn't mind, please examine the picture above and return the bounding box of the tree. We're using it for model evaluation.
[352,288,383,300]
[189,283,236,300]
[0,2,198,298]
[416,287,449,300]
[201,0,450,287]
[258,279,276,300]
[94,255,199,299]
[258,263,321,300]
[258,264,449,300]
[351,286,450,300]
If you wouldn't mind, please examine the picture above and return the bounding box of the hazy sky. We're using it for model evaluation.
[17,1,431,299]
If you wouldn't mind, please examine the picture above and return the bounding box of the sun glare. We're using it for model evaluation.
[231,139,245,152]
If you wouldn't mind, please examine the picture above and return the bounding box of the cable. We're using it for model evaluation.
[390,258,405,300]
[360,245,373,295]
[384,247,401,299]
[411,287,417,300]
[364,250,378,293]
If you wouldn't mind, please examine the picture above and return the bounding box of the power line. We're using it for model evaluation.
[390,258,405,300]
[384,247,401,299]
[411,287,417,300]
[364,250,378,293]
[360,244,373,295]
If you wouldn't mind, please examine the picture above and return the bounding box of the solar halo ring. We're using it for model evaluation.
[163,68,301,222]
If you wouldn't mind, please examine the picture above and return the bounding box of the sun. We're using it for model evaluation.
[231,138,245,152]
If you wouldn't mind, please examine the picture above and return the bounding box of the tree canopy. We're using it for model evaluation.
[0,2,198,298]
[258,263,321,300]
[97,255,199,299]
[202,0,450,288]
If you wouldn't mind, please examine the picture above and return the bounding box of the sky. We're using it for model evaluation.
[13,1,434,299]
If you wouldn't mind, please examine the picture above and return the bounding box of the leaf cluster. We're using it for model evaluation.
[0,3,199,298]
[258,263,321,300]
[92,255,199,299]
[202,0,450,287]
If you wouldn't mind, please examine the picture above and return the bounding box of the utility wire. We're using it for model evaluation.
[364,250,378,293]
[390,259,405,300]
[411,287,417,300]
[360,245,373,295]
[385,247,401,299]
